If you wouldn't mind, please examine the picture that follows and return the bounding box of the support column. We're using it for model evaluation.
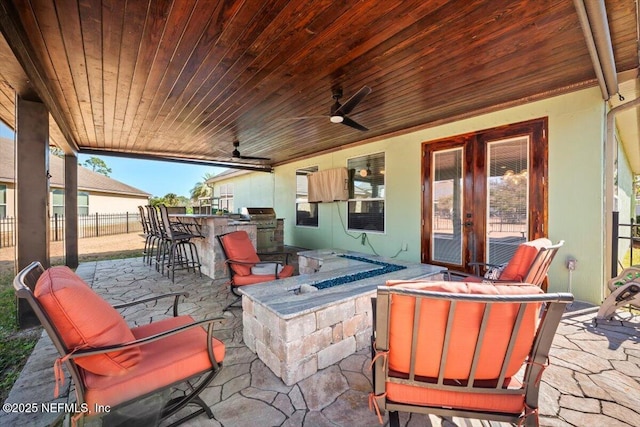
[15,96,49,328]
[64,154,78,268]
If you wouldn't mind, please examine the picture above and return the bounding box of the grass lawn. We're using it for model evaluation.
[621,247,640,269]
[0,271,39,404]
[0,247,144,404]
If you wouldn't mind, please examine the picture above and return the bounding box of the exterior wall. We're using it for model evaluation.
[212,172,275,214]
[84,192,149,214]
[2,187,148,217]
[213,87,612,304]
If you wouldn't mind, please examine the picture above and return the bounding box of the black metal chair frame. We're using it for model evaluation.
[145,205,166,270]
[157,204,203,282]
[216,231,291,310]
[370,285,573,427]
[138,205,155,265]
[14,261,223,426]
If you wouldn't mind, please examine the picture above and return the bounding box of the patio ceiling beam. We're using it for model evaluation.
[79,148,273,173]
[0,1,78,155]
[573,0,620,100]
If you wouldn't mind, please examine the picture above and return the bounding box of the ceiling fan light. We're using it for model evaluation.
[330,115,343,123]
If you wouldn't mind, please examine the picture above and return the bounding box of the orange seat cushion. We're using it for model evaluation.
[232,264,295,286]
[82,315,225,413]
[384,281,543,380]
[220,231,260,276]
[35,266,141,376]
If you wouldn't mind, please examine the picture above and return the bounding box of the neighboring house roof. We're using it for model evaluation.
[205,168,249,184]
[0,137,150,198]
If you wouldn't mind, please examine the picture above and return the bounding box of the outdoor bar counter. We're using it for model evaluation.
[171,214,258,279]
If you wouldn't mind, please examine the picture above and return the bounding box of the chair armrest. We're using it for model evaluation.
[467,261,503,276]
[257,251,291,264]
[227,259,286,277]
[443,270,483,281]
[225,259,284,266]
[113,291,189,317]
[68,317,226,367]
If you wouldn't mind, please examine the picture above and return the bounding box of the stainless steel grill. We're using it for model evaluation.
[242,207,277,252]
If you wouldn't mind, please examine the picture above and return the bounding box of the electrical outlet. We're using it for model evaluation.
[401,242,408,251]
[566,257,577,271]
[361,233,366,245]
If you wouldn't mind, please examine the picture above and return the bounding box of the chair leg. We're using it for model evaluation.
[192,396,214,418]
[188,241,202,277]
[160,370,219,426]
[389,411,400,427]
[223,296,242,311]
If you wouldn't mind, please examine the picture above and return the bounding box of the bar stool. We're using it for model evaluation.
[157,204,203,282]
[145,205,165,270]
[138,205,154,264]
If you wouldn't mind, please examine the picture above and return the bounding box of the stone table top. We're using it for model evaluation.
[239,250,443,318]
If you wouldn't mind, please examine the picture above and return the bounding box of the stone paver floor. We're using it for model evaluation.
[2,257,639,427]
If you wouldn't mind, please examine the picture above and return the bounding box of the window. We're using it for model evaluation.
[78,192,89,216]
[0,185,6,218]
[296,166,318,227]
[52,190,90,216]
[219,184,234,213]
[52,189,64,216]
[347,153,385,232]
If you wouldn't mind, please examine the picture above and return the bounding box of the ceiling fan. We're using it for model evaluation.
[328,86,372,131]
[284,86,372,131]
[231,140,271,161]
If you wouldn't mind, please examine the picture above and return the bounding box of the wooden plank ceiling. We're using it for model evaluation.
[0,0,637,169]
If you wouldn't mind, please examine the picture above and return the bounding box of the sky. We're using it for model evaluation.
[0,122,227,198]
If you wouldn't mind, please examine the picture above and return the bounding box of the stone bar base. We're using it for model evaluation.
[171,215,254,279]
[242,291,373,386]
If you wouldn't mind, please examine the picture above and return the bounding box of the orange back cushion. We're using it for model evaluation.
[220,231,260,276]
[35,266,141,375]
[499,238,551,281]
[385,280,543,380]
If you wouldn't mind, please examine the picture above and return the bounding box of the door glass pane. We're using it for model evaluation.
[486,137,529,265]
[432,148,463,264]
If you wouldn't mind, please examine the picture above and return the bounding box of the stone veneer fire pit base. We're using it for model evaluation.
[240,250,443,385]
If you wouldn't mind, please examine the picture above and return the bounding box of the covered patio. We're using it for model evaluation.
[1,1,640,425]
[2,258,638,427]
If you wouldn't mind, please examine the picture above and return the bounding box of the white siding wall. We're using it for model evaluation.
[85,192,149,214]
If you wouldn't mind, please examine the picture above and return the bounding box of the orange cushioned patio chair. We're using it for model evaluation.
[217,230,294,308]
[14,261,225,426]
[444,238,563,290]
[369,280,572,427]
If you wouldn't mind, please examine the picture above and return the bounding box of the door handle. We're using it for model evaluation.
[464,221,473,227]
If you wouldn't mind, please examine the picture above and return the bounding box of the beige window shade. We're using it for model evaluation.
[308,167,349,202]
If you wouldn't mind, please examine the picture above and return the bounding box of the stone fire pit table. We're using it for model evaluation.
[240,250,443,385]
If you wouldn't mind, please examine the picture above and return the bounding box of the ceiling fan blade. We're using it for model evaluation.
[275,115,326,122]
[238,154,271,161]
[341,116,368,131]
[334,86,371,116]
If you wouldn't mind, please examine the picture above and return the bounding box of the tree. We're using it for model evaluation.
[49,146,65,158]
[150,193,187,208]
[82,157,112,176]
[190,172,215,201]
[163,193,179,206]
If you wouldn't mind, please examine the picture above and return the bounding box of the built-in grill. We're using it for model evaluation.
[241,207,278,252]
